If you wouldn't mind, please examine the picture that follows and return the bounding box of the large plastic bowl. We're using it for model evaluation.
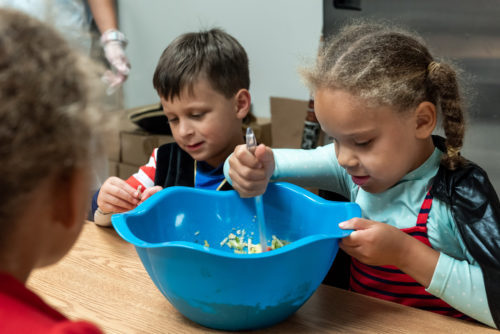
[112,182,360,331]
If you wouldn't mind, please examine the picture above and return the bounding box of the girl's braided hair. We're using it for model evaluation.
[303,22,467,170]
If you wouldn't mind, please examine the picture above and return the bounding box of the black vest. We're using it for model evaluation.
[431,136,500,327]
[154,142,233,191]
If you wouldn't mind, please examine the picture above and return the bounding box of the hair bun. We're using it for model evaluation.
[446,145,461,158]
[427,61,441,75]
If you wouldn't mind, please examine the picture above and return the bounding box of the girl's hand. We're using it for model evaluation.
[228,143,275,198]
[140,186,163,203]
[97,176,140,213]
[339,218,439,287]
[338,218,411,267]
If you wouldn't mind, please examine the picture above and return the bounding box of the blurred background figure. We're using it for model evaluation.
[0,0,130,94]
[0,0,131,208]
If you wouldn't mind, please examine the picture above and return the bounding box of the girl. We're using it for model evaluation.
[0,8,105,333]
[225,23,500,328]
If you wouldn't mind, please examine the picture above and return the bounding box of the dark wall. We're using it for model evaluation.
[323,0,500,121]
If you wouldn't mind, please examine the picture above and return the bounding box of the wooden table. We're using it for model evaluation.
[28,222,496,334]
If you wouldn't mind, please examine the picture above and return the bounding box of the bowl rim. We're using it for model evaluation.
[111,182,358,257]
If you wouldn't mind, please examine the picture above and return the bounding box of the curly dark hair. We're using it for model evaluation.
[0,8,103,233]
[303,22,467,170]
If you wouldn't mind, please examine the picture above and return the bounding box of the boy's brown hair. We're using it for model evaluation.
[153,28,250,101]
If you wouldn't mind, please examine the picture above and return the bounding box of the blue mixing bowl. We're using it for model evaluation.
[112,182,360,331]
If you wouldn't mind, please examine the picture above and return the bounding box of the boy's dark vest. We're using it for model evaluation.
[154,142,233,191]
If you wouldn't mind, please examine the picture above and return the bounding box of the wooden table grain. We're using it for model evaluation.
[28,222,496,334]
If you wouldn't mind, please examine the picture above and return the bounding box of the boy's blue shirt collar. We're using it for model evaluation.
[196,160,224,177]
[195,160,226,190]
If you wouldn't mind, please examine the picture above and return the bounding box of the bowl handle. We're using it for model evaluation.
[111,213,150,247]
[322,201,361,238]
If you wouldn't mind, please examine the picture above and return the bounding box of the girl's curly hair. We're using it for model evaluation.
[303,21,467,170]
[0,8,105,234]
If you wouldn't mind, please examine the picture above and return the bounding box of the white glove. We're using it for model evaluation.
[100,29,131,94]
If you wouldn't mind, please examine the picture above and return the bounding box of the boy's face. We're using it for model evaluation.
[161,78,249,167]
[314,88,433,194]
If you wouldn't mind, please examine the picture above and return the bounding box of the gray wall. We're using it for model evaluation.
[322,0,500,192]
[323,0,500,121]
[118,0,322,118]
[119,1,499,192]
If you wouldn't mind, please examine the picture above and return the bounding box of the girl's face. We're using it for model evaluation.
[314,88,427,193]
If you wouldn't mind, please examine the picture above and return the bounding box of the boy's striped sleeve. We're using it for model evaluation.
[126,148,158,189]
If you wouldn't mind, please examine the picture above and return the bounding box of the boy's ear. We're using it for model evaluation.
[234,89,251,120]
[414,101,437,139]
[50,169,88,229]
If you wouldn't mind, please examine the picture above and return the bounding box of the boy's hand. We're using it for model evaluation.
[140,186,163,203]
[338,218,410,267]
[97,177,140,213]
[228,143,275,198]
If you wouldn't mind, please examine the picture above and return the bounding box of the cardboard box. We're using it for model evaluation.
[270,97,308,148]
[269,97,328,149]
[104,103,168,162]
[270,97,326,195]
[104,108,141,162]
[120,129,175,166]
[246,117,272,146]
[257,117,272,146]
[108,160,119,177]
[118,162,141,180]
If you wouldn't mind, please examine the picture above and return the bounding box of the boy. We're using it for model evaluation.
[93,28,251,225]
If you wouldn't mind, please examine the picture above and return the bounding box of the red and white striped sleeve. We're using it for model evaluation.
[126,148,157,189]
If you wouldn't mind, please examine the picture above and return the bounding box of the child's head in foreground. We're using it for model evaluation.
[153,28,251,167]
[303,22,466,193]
[0,8,102,280]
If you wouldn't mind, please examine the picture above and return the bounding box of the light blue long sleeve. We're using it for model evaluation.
[225,144,496,327]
